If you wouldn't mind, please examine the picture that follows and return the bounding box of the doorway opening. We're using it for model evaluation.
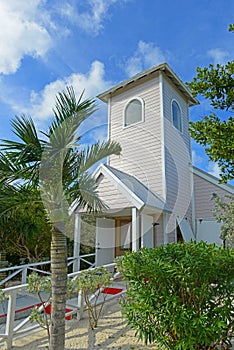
[115,217,132,257]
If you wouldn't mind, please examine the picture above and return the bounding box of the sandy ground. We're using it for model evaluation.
[0,299,157,350]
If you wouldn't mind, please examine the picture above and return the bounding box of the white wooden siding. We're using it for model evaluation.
[163,76,193,222]
[97,174,132,210]
[109,75,164,197]
[193,173,231,218]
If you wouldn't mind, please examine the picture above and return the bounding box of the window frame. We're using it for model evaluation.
[171,99,182,132]
[123,97,144,128]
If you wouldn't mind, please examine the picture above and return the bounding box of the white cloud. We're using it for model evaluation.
[207,162,221,178]
[29,61,112,122]
[125,41,166,77]
[207,49,230,65]
[58,0,128,36]
[192,150,203,166]
[0,0,52,75]
[0,0,129,75]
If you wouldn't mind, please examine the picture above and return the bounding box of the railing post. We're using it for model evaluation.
[21,268,27,284]
[73,213,81,273]
[5,290,17,350]
[77,289,84,320]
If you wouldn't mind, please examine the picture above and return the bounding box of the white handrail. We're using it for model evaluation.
[0,253,96,286]
[0,262,124,350]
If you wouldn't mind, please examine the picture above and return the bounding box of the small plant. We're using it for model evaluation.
[27,272,74,345]
[27,273,52,342]
[117,241,234,350]
[72,266,112,329]
[0,289,8,315]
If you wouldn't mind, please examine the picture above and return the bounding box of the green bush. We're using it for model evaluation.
[116,241,234,350]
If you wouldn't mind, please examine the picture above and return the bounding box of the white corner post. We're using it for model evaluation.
[73,212,81,273]
[6,290,17,350]
[132,207,139,252]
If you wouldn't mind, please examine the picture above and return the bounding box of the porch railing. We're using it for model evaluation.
[0,262,125,350]
[0,253,96,287]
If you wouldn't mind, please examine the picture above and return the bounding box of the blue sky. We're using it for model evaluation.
[0,0,233,180]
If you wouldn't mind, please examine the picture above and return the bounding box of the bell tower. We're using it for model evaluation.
[97,63,197,217]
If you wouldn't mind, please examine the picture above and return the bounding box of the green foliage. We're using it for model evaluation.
[0,289,8,315]
[188,62,234,112]
[189,115,234,182]
[27,272,52,294]
[0,289,7,303]
[72,266,112,329]
[27,273,52,342]
[213,194,234,246]
[187,24,234,182]
[27,272,74,344]
[117,242,234,350]
[27,268,112,338]
[80,215,96,263]
[229,23,234,32]
[0,200,51,263]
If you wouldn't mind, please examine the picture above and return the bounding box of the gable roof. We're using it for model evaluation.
[94,163,172,213]
[97,62,198,106]
[192,166,234,195]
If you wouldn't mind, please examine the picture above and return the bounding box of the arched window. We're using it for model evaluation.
[172,100,182,131]
[124,98,144,127]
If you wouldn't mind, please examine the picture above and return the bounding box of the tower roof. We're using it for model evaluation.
[97,62,198,106]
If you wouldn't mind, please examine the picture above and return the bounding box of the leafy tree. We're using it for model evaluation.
[0,201,51,263]
[0,86,121,350]
[117,242,234,350]
[187,23,234,182]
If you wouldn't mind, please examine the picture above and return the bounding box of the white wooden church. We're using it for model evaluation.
[72,63,234,267]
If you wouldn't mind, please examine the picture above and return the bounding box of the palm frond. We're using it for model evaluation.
[0,184,41,219]
[40,87,98,186]
[1,86,121,224]
[68,172,107,213]
[49,86,97,136]
[78,140,121,175]
[0,152,21,185]
[1,115,43,162]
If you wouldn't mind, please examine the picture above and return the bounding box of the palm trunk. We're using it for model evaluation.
[50,226,67,350]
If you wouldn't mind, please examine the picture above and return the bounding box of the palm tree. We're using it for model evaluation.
[0,87,121,350]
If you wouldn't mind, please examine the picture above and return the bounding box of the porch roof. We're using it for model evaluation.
[94,163,172,213]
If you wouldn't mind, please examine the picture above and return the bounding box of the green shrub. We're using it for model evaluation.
[116,241,234,350]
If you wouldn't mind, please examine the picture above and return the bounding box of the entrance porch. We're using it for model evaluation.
[71,163,173,268]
